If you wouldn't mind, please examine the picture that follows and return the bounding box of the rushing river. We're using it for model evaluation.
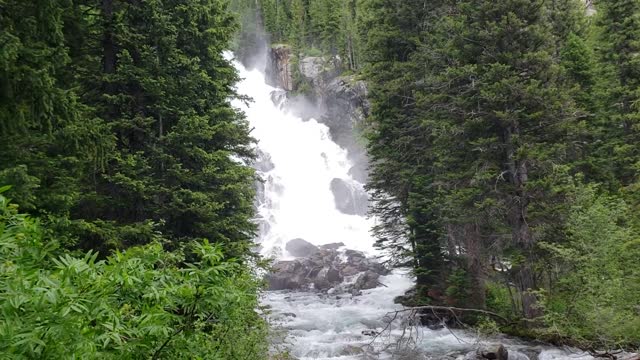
[230,56,613,360]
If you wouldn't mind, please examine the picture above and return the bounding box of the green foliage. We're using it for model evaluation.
[540,185,640,348]
[475,317,501,337]
[594,0,640,187]
[256,0,361,70]
[1,0,258,255]
[485,282,515,320]
[253,0,640,348]
[357,0,640,346]
[1,0,267,357]
[445,269,471,305]
[0,0,111,219]
[0,193,267,359]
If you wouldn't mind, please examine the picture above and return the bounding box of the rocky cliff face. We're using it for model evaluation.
[265,47,370,183]
[266,45,294,91]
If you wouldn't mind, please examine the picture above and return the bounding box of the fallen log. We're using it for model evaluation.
[390,305,511,324]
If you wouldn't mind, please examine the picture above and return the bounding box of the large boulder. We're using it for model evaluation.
[354,271,380,291]
[285,238,319,257]
[461,345,508,360]
[319,242,345,250]
[313,266,343,290]
[266,261,305,290]
[330,178,368,216]
[344,249,387,275]
[482,345,508,360]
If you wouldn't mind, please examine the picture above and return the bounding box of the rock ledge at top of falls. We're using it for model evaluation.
[264,46,371,183]
[266,245,389,293]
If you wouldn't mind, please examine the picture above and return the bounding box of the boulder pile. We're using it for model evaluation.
[266,239,389,294]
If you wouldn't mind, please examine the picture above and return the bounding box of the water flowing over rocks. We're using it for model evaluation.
[254,149,275,173]
[264,48,370,184]
[266,245,389,292]
[330,178,369,216]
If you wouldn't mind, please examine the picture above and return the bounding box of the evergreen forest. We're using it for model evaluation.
[1,1,266,358]
[1,0,639,358]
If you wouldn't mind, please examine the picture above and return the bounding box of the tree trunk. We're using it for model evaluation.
[464,223,486,309]
[504,123,540,321]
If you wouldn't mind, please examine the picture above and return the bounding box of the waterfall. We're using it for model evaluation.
[229,56,603,360]
[232,58,374,258]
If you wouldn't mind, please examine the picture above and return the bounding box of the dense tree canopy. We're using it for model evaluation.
[1,0,267,357]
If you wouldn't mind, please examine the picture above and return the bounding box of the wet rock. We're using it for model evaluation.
[265,245,387,292]
[319,242,345,250]
[330,178,368,216]
[285,238,319,257]
[270,89,289,108]
[344,250,388,275]
[394,286,423,307]
[345,249,366,260]
[282,312,297,318]
[354,271,380,291]
[394,349,427,360]
[507,351,534,360]
[314,266,343,290]
[266,44,293,90]
[342,265,360,277]
[320,76,370,175]
[361,330,379,337]
[266,261,305,290]
[254,149,275,172]
[477,345,508,360]
[348,163,369,184]
[299,57,325,85]
[339,345,364,356]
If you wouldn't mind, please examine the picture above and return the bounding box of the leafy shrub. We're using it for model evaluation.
[0,190,268,359]
[540,185,640,348]
[484,281,514,319]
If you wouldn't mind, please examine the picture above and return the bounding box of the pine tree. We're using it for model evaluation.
[0,0,111,232]
[360,0,448,298]
[596,0,640,189]
[62,0,258,256]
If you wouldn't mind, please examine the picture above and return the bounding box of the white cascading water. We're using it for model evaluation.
[236,80,372,256]
[230,57,602,360]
